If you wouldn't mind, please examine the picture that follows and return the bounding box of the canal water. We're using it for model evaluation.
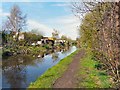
[2,46,76,88]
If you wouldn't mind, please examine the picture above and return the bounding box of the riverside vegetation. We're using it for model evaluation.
[72,1,120,88]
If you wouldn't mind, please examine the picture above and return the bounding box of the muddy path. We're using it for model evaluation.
[53,50,85,88]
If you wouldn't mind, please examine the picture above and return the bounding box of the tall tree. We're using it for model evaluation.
[52,29,59,39]
[7,4,26,41]
[61,35,67,40]
[71,1,120,86]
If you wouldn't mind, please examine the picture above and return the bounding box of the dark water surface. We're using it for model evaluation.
[2,46,76,88]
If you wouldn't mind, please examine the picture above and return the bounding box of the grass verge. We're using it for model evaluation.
[28,49,79,88]
[76,52,113,88]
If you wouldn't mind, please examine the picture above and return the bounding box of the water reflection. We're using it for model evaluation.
[2,46,76,88]
[3,66,27,88]
[52,52,59,61]
[2,55,36,88]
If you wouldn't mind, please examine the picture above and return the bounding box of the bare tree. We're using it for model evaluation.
[71,1,98,19]
[52,29,59,39]
[7,4,26,42]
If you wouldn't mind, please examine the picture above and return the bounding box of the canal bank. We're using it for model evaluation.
[28,48,79,88]
[28,48,113,88]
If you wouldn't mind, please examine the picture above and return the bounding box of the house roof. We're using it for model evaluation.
[42,37,56,40]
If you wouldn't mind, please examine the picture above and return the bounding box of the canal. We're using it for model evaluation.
[2,46,76,88]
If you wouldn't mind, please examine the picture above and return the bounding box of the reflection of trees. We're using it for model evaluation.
[2,55,37,88]
[61,46,70,54]
[44,49,54,56]
[3,65,27,88]
[52,52,59,62]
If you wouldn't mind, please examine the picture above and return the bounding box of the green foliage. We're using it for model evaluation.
[79,12,99,49]
[24,32,43,45]
[77,52,112,88]
[78,2,120,86]
[43,44,50,49]
[61,35,67,40]
[79,3,111,50]
[2,31,7,44]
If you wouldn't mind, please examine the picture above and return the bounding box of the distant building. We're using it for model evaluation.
[36,41,42,45]
[41,37,55,44]
[41,37,49,44]
[31,43,36,46]
[13,32,24,41]
[55,39,66,45]
[40,37,55,46]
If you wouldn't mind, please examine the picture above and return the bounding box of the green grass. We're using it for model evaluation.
[28,49,79,88]
[76,52,112,88]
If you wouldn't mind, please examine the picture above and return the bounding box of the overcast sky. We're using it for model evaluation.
[1,1,81,40]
